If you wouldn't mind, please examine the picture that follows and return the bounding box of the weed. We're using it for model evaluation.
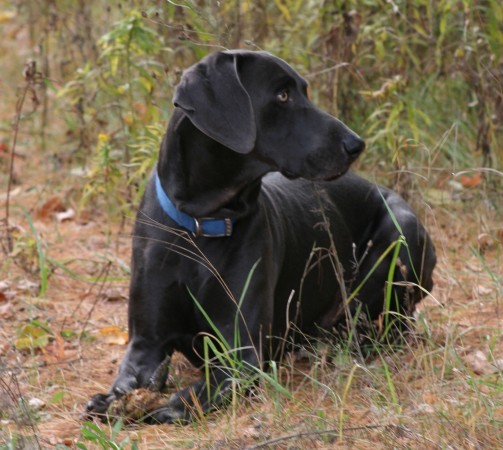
[55,421,138,450]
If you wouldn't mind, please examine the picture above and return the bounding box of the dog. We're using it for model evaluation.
[86,50,436,423]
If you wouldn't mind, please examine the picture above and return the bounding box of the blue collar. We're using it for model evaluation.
[154,172,234,237]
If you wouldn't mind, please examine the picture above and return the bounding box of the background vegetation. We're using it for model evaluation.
[0,0,501,449]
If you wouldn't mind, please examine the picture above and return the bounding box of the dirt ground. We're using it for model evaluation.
[0,151,502,448]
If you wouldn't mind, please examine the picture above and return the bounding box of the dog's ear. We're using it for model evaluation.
[173,52,256,154]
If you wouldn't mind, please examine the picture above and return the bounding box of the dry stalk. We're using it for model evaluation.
[2,60,42,254]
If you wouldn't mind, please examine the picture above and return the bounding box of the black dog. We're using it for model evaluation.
[87,50,436,423]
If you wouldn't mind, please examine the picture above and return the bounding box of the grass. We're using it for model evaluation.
[1,0,502,448]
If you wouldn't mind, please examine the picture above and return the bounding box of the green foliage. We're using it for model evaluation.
[9,208,50,296]
[58,8,170,213]
[15,320,53,351]
[47,0,501,213]
[189,259,292,414]
[55,421,138,450]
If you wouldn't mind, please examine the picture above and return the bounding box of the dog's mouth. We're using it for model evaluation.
[281,167,349,182]
[307,167,351,182]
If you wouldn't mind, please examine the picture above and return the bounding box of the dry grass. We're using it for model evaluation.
[1,150,501,449]
[1,4,502,448]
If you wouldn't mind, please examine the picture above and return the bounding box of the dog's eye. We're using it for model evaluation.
[277,90,289,103]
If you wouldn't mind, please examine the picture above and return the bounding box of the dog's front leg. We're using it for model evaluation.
[150,263,273,423]
[86,245,188,417]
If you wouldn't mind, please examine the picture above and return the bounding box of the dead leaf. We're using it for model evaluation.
[0,342,10,355]
[44,334,66,362]
[493,359,503,372]
[0,302,14,319]
[100,288,127,302]
[16,279,39,294]
[463,350,494,375]
[0,287,16,302]
[56,208,75,222]
[36,196,67,220]
[0,10,16,24]
[15,323,52,351]
[28,397,46,411]
[474,285,493,296]
[460,172,483,188]
[97,326,128,345]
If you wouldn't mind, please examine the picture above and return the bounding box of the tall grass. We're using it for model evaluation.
[12,0,498,214]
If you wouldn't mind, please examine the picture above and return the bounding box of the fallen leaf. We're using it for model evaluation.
[0,288,16,302]
[493,359,503,372]
[100,288,127,302]
[28,397,46,411]
[97,326,128,345]
[463,350,494,375]
[0,342,9,355]
[413,403,435,414]
[36,196,67,220]
[0,10,16,24]
[0,302,14,319]
[44,334,66,362]
[16,279,39,293]
[460,172,483,188]
[55,208,75,222]
[474,285,493,296]
[15,322,52,351]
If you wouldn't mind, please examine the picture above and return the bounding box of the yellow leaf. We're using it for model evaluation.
[97,326,129,345]
[15,324,51,350]
[273,0,291,22]
[0,11,16,24]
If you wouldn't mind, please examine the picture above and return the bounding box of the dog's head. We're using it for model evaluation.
[174,50,364,181]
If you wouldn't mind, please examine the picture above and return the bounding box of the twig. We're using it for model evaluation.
[246,424,441,449]
[78,261,113,341]
[2,60,41,254]
[0,372,43,449]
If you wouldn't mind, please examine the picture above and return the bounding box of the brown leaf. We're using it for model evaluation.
[97,326,129,345]
[56,208,75,223]
[36,196,67,220]
[100,288,127,302]
[464,350,494,375]
[0,302,14,319]
[460,172,483,188]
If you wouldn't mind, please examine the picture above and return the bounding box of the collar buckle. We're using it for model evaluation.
[193,217,233,238]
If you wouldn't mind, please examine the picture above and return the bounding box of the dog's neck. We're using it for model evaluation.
[157,109,270,219]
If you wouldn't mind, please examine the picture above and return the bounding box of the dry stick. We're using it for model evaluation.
[77,261,113,342]
[2,61,40,254]
[0,373,43,450]
[246,424,441,450]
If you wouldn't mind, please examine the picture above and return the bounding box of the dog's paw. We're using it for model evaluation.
[84,393,115,420]
[149,402,189,424]
[106,388,189,424]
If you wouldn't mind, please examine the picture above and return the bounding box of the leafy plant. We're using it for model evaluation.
[15,320,53,351]
[56,421,138,450]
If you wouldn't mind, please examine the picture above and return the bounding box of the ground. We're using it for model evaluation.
[0,151,501,448]
[0,14,501,447]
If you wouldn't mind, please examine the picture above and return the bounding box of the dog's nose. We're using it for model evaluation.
[343,134,365,156]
